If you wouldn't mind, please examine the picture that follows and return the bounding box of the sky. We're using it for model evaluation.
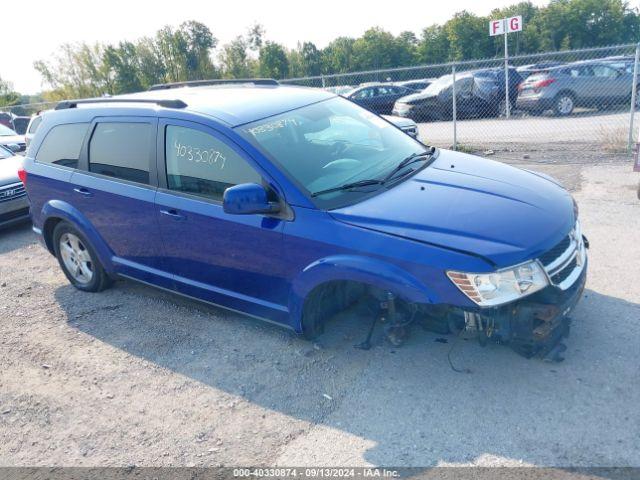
[2,0,554,94]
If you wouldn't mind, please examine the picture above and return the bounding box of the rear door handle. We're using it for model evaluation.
[73,187,93,197]
[160,209,186,220]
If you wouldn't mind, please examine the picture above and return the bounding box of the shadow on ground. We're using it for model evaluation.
[52,277,640,468]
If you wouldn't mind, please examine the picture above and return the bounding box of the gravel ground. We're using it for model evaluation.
[0,159,639,468]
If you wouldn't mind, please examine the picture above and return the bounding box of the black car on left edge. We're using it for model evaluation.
[0,145,29,229]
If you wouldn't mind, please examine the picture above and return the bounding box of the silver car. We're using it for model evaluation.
[517,61,638,116]
[0,145,29,229]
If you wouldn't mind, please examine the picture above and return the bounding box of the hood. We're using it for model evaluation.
[398,91,438,104]
[0,134,26,148]
[381,115,416,129]
[330,150,574,268]
[0,155,24,185]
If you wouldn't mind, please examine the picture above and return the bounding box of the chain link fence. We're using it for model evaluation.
[2,44,638,162]
[281,43,640,163]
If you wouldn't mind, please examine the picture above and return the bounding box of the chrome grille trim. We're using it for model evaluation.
[0,182,26,203]
[540,221,586,291]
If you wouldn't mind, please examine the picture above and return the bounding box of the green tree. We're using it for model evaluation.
[443,11,494,60]
[352,27,402,70]
[219,36,256,78]
[300,42,322,76]
[0,76,20,107]
[417,25,450,63]
[530,0,640,50]
[259,41,289,78]
[321,37,356,74]
[103,42,144,94]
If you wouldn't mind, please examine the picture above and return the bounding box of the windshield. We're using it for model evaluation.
[0,124,17,136]
[238,96,428,209]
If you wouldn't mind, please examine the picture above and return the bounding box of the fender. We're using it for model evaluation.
[288,254,438,332]
[40,200,115,274]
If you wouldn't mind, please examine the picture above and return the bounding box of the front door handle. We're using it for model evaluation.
[73,187,93,197]
[160,209,186,221]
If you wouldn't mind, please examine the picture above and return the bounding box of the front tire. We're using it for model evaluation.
[53,222,111,292]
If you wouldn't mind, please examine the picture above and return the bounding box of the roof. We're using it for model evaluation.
[114,84,335,127]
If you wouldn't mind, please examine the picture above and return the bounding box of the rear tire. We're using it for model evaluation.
[553,93,575,116]
[53,222,112,292]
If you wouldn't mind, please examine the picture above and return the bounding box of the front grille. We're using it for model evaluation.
[538,221,586,291]
[0,207,29,223]
[0,183,26,203]
[539,235,571,266]
[550,256,577,284]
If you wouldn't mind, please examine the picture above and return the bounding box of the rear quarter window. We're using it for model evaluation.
[35,123,89,168]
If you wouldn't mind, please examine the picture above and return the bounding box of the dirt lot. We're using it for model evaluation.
[0,158,639,467]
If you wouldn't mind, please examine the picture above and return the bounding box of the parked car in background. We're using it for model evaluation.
[517,61,638,116]
[394,79,434,91]
[601,55,635,74]
[25,113,44,149]
[11,116,31,135]
[345,83,417,115]
[324,85,355,96]
[0,124,26,153]
[0,112,14,129]
[382,114,420,140]
[516,61,565,79]
[392,68,522,121]
[0,145,29,229]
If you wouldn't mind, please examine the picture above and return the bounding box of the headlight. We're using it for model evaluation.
[447,260,548,307]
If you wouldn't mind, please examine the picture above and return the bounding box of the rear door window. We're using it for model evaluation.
[35,123,89,168]
[165,125,261,201]
[88,122,153,184]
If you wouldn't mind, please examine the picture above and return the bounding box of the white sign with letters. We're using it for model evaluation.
[490,15,523,36]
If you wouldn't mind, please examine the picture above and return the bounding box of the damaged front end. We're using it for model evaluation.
[379,224,589,361]
[426,264,587,360]
[422,226,589,361]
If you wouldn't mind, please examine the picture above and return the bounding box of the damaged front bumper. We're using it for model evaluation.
[422,243,588,360]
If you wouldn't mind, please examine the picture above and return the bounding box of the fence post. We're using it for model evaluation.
[504,23,510,119]
[321,75,326,89]
[628,42,640,152]
[452,64,457,151]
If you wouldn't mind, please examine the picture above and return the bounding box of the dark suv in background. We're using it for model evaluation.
[393,67,522,121]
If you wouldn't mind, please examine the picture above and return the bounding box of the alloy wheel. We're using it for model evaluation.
[59,233,94,284]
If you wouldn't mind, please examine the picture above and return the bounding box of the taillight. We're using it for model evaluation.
[532,78,556,92]
[18,168,27,186]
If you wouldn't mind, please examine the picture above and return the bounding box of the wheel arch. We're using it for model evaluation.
[288,254,437,334]
[40,200,114,273]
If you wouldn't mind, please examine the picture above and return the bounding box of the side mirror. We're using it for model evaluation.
[6,143,21,153]
[223,183,280,215]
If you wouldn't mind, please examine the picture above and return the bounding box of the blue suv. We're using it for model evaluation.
[21,79,587,359]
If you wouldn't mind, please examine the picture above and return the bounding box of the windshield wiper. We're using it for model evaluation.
[311,147,436,198]
[311,178,384,197]
[382,147,436,183]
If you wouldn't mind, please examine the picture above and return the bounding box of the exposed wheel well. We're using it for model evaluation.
[301,280,401,339]
[42,217,64,254]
